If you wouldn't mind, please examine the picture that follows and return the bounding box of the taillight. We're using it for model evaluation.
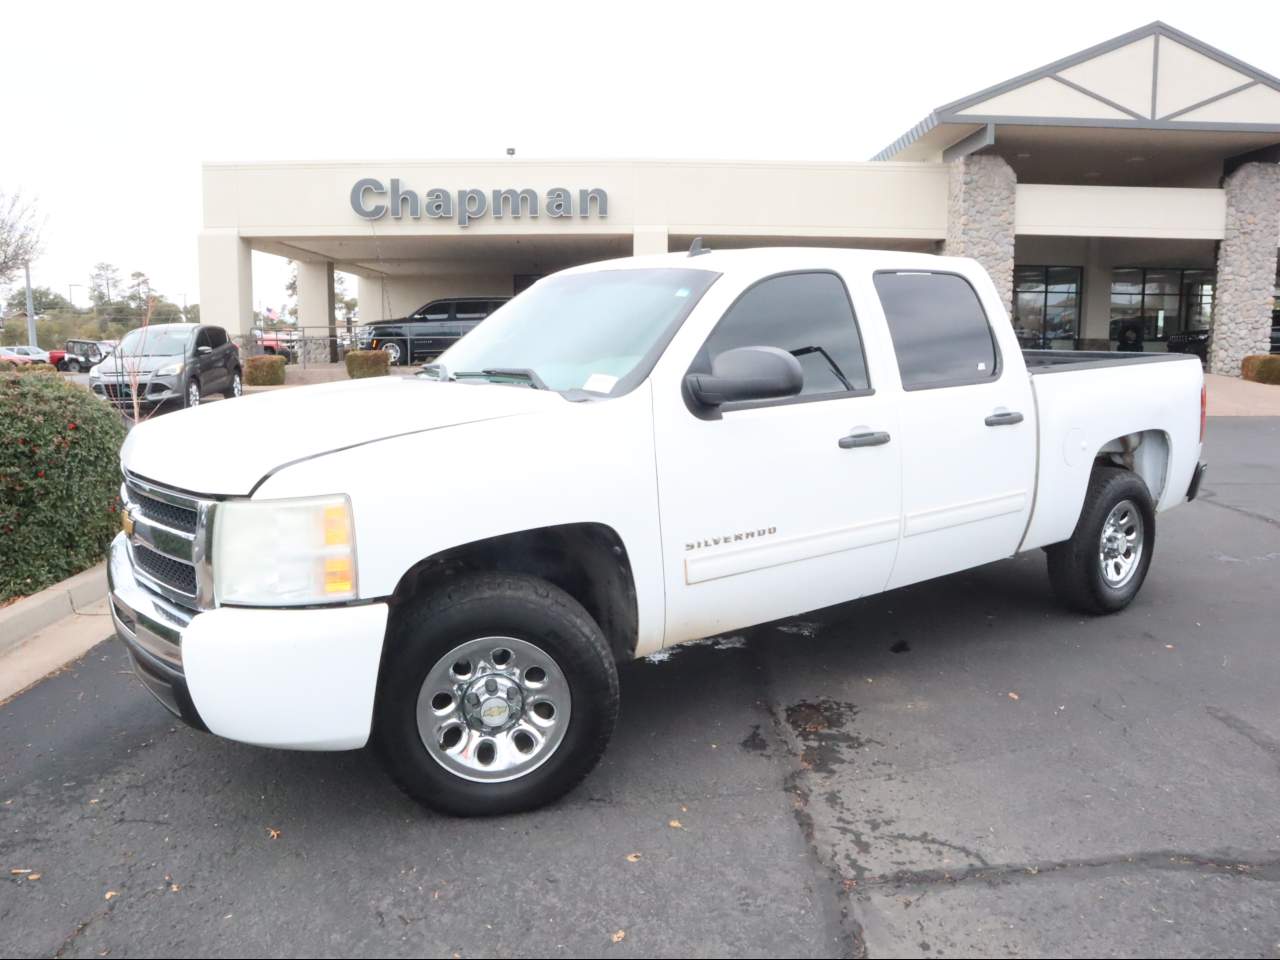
[1200,383,1206,443]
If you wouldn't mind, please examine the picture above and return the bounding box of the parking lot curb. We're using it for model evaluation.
[0,563,107,657]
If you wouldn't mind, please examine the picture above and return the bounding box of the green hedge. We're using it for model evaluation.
[0,361,57,375]
[0,372,126,602]
[245,354,286,386]
[1242,354,1280,385]
[345,350,390,379]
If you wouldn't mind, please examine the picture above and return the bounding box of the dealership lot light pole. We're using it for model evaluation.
[24,262,37,347]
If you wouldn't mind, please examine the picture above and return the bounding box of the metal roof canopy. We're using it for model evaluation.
[875,22,1280,164]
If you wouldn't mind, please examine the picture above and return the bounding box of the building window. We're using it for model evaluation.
[1109,268,1214,350]
[1013,266,1081,350]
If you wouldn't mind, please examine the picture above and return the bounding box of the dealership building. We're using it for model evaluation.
[198,22,1280,376]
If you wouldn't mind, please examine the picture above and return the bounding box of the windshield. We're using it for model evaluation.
[436,268,718,394]
[116,326,193,357]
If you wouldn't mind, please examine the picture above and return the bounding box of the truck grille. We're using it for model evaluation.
[126,482,198,534]
[133,544,198,597]
[122,474,209,609]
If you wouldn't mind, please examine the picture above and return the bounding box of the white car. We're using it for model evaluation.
[109,247,1206,815]
[1,344,50,363]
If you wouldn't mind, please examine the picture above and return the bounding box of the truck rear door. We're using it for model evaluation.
[872,269,1037,589]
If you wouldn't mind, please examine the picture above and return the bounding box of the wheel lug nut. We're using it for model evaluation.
[485,678,498,694]
[466,692,480,707]
[506,686,520,701]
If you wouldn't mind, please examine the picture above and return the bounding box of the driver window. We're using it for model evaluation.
[701,272,870,398]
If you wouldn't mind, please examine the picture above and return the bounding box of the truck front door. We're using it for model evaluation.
[653,271,903,645]
[872,270,1037,590]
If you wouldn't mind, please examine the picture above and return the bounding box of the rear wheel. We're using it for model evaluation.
[374,574,618,816]
[226,369,242,398]
[1046,466,1155,614]
[67,360,82,373]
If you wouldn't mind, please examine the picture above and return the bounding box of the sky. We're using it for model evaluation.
[4,0,1278,316]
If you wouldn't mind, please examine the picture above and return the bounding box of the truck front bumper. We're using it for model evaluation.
[108,533,389,750]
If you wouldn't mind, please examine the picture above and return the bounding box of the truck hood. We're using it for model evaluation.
[121,376,560,496]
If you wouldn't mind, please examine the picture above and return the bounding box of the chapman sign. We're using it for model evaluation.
[350,178,608,227]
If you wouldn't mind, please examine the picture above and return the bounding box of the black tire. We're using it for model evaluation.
[1046,466,1156,615]
[225,368,242,398]
[183,378,201,409]
[67,360,81,373]
[373,573,619,816]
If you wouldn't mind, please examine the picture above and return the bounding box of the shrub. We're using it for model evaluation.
[19,362,58,375]
[0,373,126,602]
[245,354,286,386]
[345,350,390,379]
[1241,354,1280,385]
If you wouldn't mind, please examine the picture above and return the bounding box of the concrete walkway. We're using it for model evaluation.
[1205,373,1280,416]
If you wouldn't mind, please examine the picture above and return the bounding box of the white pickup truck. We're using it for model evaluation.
[109,248,1206,815]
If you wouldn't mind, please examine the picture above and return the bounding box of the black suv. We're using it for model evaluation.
[91,323,241,410]
[357,297,509,365]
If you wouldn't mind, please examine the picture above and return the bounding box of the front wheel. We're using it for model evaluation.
[1046,466,1155,615]
[184,378,201,408]
[381,341,403,365]
[374,574,619,816]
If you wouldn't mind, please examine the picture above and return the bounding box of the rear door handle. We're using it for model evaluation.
[984,411,1024,427]
[839,430,891,449]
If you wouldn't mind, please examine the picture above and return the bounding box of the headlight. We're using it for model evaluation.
[157,361,184,376]
[89,365,102,378]
[212,494,358,606]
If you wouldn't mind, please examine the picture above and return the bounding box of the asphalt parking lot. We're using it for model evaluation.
[2,416,1278,959]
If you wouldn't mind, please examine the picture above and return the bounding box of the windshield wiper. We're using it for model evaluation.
[454,368,548,390]
[791,345,853,392]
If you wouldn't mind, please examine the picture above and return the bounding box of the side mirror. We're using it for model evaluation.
[685,345,803,407]
[197,345,212,355]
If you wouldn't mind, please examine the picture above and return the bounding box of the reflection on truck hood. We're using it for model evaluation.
[121,376,558,496]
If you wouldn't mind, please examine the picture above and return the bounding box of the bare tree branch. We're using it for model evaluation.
[0,191,43,285]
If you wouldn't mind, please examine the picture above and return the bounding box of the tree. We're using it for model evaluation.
[89,262,122,306]
[5,286,69,315]
[0,191,41,286]
[126,271,151,309]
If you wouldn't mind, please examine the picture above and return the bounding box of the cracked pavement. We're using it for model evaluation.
[2,416,1278,958]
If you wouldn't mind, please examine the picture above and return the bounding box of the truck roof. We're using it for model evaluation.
[563,246,982,279]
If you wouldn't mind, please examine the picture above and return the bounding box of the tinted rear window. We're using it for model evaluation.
[874,272,998,389]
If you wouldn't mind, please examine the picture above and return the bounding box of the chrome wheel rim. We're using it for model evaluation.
[232,374,242,397]
[383,342,401,364]
[1099,499,1143,588]
[187,382,200,407]
[416,636,571,783]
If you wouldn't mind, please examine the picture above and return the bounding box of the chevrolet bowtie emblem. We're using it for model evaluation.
[122,507,135,537]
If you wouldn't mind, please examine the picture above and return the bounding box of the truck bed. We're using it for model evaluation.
[1022,349,1199,374]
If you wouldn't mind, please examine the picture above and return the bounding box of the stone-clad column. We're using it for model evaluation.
[943,154,1017,315]
[1209,162,1280,377]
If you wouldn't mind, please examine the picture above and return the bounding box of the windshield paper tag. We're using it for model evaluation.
[583,373,619,394]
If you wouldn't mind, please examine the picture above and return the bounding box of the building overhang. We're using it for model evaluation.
[875,21,1280,171]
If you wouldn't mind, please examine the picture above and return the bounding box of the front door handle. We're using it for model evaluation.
[839,430,891,449]
[984,411,1024,427]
